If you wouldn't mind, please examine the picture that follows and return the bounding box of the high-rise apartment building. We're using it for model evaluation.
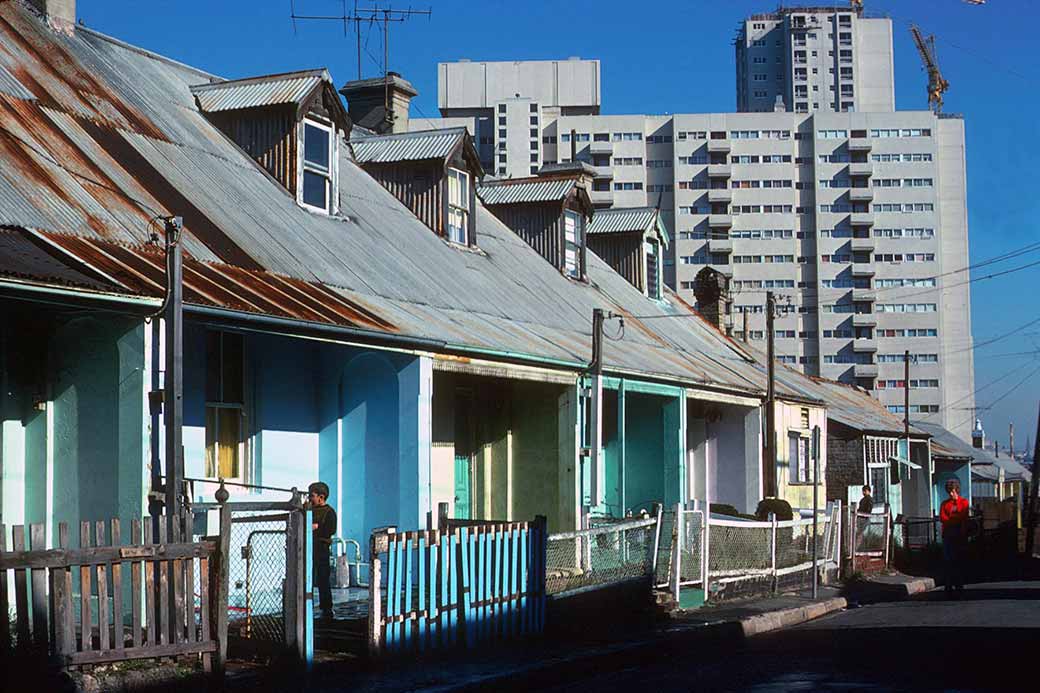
[734,7,894,113]
[409,7,974,437]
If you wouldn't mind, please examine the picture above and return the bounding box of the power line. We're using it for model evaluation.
[952,362,1040,432]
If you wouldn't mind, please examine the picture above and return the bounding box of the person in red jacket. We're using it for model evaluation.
[939,478,970,596]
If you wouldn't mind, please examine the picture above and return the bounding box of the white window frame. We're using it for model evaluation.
[300,117,336,215]
[447,167,470,245]
[563,209,582,279]
[644,238,662,299]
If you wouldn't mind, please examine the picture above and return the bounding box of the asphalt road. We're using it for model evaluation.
[525,581,1040,693]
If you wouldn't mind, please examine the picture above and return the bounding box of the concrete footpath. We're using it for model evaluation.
[232,574,935,693]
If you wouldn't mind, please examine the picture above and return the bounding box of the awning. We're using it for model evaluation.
[888,455,922,471]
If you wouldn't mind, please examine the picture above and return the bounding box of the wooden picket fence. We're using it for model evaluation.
[0,514,218,669]
[368,516,547,655]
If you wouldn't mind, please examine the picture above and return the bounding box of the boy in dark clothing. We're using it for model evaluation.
[857,485,874,514]
[307,482,337,619]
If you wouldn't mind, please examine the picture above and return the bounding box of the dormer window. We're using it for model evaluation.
[190,69,350,215]
[564,210,583,278]
[586,207,670,296]
[302,119,334,213]
[447,168,470,244]
[478,167,593,280]
[351,127,483,245]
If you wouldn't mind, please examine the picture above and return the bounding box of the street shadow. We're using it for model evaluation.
[914,586,1040,602]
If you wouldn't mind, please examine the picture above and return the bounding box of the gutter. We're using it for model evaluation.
[0,279,768,401]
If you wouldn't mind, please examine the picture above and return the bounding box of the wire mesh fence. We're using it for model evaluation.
[677,509,703,586]
[708,520,773,578]
[774,517,834,572]
[852,512,888,555]
[545,517,659,596]
[227,512,289,647]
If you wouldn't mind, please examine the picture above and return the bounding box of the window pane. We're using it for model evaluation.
[304,123,330,170]
[205,406,241,480]
[303,170,328,210]
[448,209,467,244]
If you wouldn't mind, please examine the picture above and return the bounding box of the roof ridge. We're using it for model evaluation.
[76,25,222,82]
[190,68,331,91]
[353,126,467,141]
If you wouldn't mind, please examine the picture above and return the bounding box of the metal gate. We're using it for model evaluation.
[195,492,312,663]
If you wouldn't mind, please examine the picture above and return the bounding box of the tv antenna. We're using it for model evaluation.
[290,1,432,81]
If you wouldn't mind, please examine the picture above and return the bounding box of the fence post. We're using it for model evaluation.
[834,500,843,570]
[883,513,891,568]
[671,502,683,604]
[210,491,231,678]
[438,502,449,531]
[769,513,777,594]
[368,530,387,656]
[650,503,663,576]
[702,506,710,597]
[581,513,591,573]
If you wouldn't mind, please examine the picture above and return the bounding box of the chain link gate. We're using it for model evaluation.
[195,490,312,665]
[229,512,290,650]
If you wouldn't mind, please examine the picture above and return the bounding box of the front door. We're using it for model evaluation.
[454,454,471,519]
[453,389,474,519]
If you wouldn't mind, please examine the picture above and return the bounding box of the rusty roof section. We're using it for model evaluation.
[18,227,396,331]
[0,3,780,398]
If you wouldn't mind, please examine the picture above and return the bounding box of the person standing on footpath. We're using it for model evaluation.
[939,477,970,597]
[307,482,337,620]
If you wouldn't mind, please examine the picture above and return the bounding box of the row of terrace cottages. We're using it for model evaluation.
[0,3,1006,560]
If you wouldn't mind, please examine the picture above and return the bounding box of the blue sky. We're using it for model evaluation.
[81,1,1040,451]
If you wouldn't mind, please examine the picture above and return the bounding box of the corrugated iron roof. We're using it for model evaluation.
[0,3,775,398]
[914,421,1032,482]
[190,69,329,113]
[477,178,576,206]
[351,127,468,164]
[588,206,657,235]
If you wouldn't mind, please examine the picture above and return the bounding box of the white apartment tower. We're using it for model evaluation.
[735,7,894,113]
[409,7,974,438]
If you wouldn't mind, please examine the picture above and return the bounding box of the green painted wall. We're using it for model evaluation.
[510,381,564,529]
[624,393,666,515]
[431,373,567,531]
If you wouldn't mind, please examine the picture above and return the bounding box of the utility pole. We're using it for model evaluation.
[742,308,749,344]
[904,349,911,464]
[811,424,821,599]
[589,308,619,511]
[1025,403,1040,558]
[163,217,184,516]
[764,291,777,498]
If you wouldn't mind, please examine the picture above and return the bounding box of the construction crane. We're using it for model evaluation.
[910,25,950,114]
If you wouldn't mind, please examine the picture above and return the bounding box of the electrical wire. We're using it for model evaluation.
[951,362,1040,432]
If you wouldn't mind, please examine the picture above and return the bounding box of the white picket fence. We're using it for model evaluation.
[662,501,843,601]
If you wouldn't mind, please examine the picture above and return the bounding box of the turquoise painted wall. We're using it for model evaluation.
[180,326,429,551]
[623,393,667,515]
[1,307,145,546]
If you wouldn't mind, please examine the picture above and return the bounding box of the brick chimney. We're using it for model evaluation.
[692,267,733,335]
[339,72,417,134]
[28,0,75,31]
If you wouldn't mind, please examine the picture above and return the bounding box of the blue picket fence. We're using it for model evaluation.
[368,517,547,654]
